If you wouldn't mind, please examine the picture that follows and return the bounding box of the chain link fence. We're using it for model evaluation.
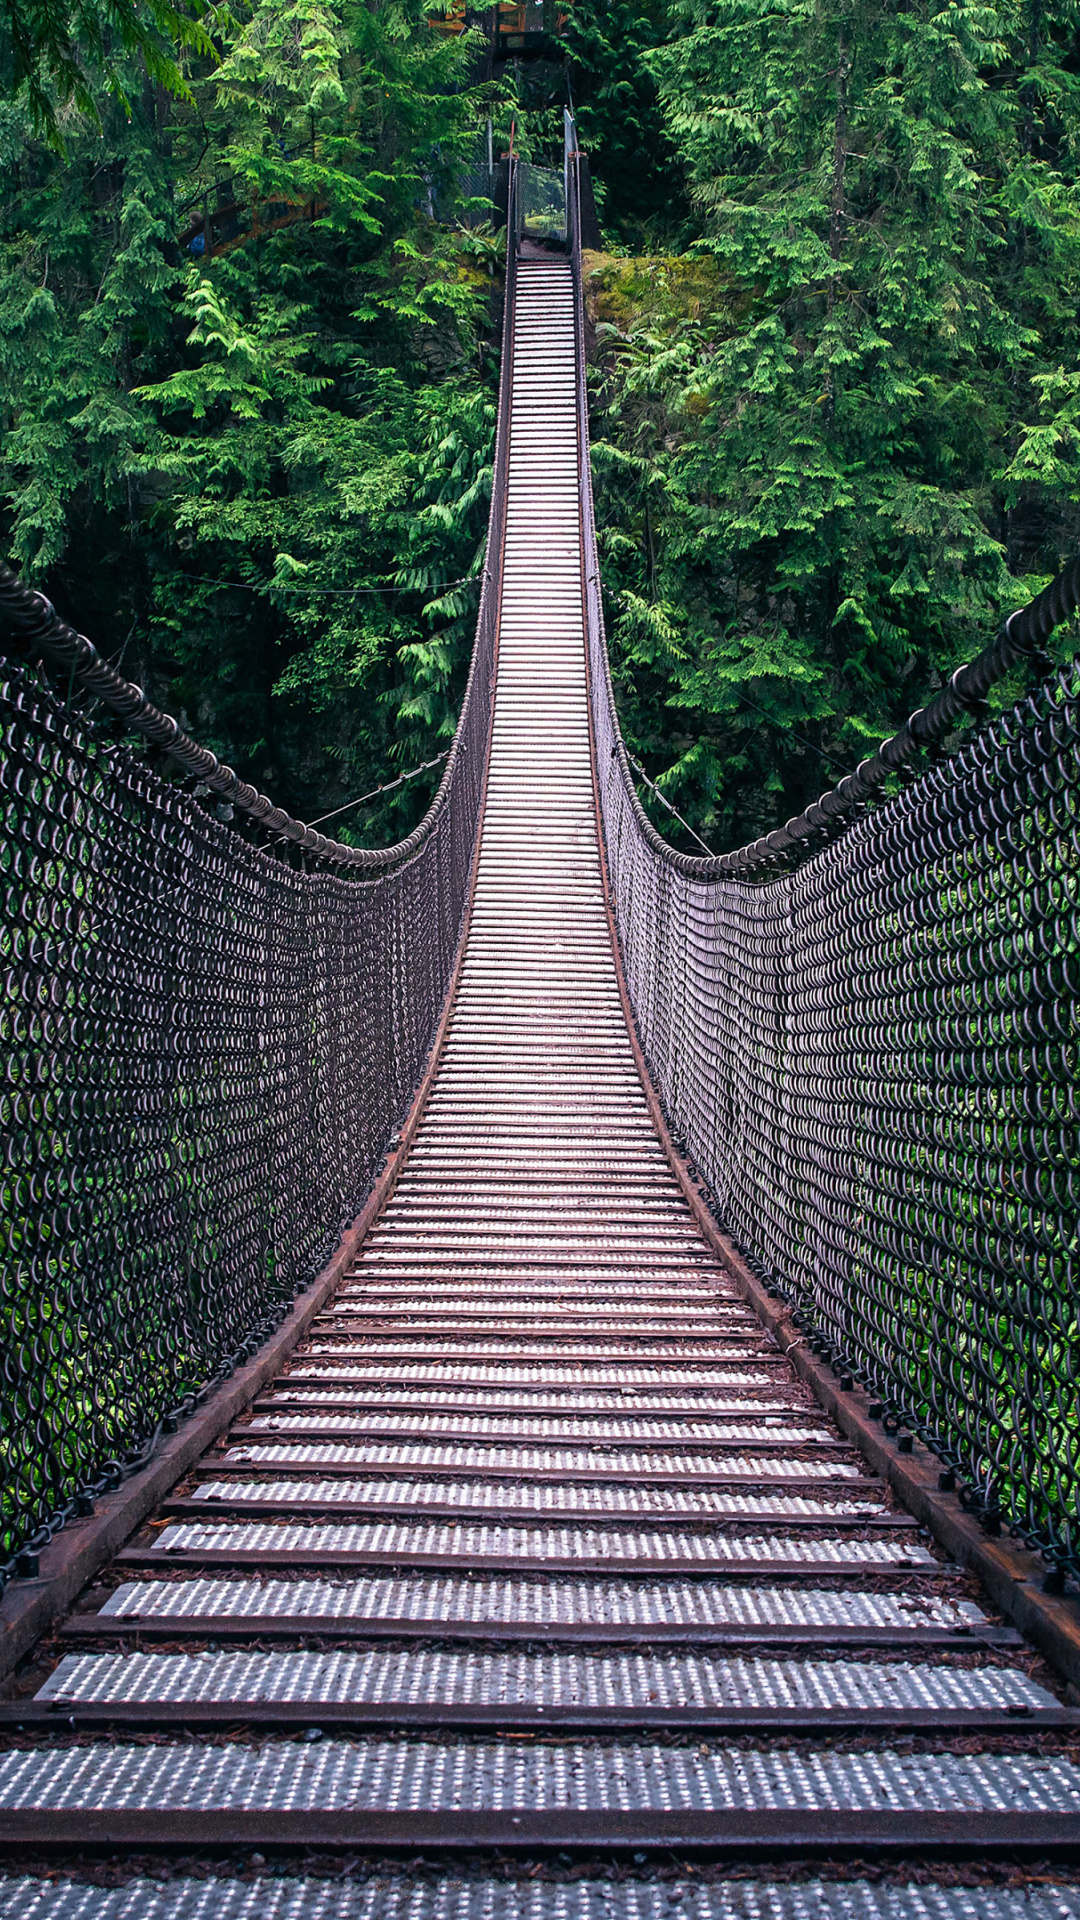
[592,647,1079,1570]
[1,657,471,1576]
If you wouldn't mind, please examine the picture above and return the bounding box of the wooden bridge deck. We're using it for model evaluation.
[1,257,1079,1905]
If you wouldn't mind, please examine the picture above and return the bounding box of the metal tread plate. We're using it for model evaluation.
[175,1478,888,1520]
[217,1442,857,1480]
[98,1577,979,1630]
[2,1878,1080,1920]
[258,1397,816,1423]
[301,1344,782,1361]
[139,1520,929,1568]
[244,1415,834,1444]
[2,1740,1078,1813]
[255,1396,820,1421]
[280,1367,789,1390]
[38,1649,1049,1715]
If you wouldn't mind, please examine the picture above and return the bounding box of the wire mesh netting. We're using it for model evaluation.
[0,647,493,1575]
[0,219,514,1579]
[582,463,1080,1575]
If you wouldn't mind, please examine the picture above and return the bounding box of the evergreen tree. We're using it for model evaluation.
[3,0,1079,858]
[561,0,689,246]
[0,0,213,146]
[587,0,1080,850]
[0,0,500,839]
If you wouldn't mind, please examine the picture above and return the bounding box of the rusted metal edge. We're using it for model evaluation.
[1,1809,1078,1855]
[271,1369,790,1387]
[158,1498,906,1530]
[326,1280,747,1292]
[334,1269,741,1282]
[203,1452,857,1480]
[2,1703,1071,1736]
[282,1353,794,1370]
[368,1167,679,1180]
[57,1618,1022,1651]
[179,1474,874,1501]
[0,220,512,1703]
[313,1293,748,1309]
[250,1396,818,1417]
[114,1548,926,1578]
[284,1359,791,1374]
[307,1337,765,1351]
[311,1318,761,1334]
[203,1459,858,1482]
[216,1430,852,1456]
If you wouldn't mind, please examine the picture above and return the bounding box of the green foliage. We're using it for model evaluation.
[0,0,499,839]
[0,0,215,147]
[561,0,690,246]
[3,0,1079,860]
[585,0,1080,852]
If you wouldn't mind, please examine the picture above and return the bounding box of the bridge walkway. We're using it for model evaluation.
[0,258,1078,1904]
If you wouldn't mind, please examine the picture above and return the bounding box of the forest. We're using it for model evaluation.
[1,0,1078,852]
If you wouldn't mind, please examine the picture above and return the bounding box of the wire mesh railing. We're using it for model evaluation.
[5,125,1080,1598]
[0,178,519,1587]
[566,132,1080,1579]
[515,163,566,244]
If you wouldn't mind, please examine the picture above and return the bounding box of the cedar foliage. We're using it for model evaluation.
[1,0,1079,853]
[0,0,498,839]
[0,0,214,147]
[590,0,1080,850]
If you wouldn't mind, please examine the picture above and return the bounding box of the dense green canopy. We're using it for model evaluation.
[577,0,1080,849]
[1,0,1078,848]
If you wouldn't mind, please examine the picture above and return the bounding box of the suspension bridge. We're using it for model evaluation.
[1,126,1080,1912]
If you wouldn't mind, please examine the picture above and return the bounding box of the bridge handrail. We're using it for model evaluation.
[0,165,520,1586]
[568,125,1080,1579]
[0,204,517,876]
[0,558,476,870]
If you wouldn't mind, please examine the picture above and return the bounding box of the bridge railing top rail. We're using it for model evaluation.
[568,120,1080,1579]
[564,114,1080,881]
[0,558,461,872]
[0,166,520,876]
